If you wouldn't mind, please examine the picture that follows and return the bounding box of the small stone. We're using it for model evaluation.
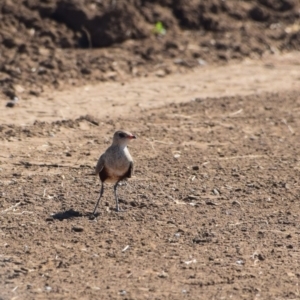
[158,271,168,278]
[81,67,91,75]
[72,226,84,232]
[198,59,207,66]
[155,69,166,77]
[14,85,25,93]
[192,165,199,171]
[6,101,16,108]
[29,89,40,96]
[6,96,19,108]
[257,253,265,260]
[105,71,117,79]
[184,195,199,201]
[174,58,184,65]
[213,189,220,195]
[205,200,219,206]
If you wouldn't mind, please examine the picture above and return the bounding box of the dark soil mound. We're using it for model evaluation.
[0,0,299,99]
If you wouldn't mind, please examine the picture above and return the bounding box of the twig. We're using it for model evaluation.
[122,245,130,252]
[13,161,93,169]
[205,110,212,119]
[1,202,21,214]
[144,138,156,153]
[258,229,294,234]
[217,155,266,160]
[282,118,295,135]
[157,183,177,202]
[229,219,269,226]
[228,109,243,117]
[217,122,235,129]
[10,211,33,215]
[82,26,92,48]
[166,114,192,119]
[153,140,174,145]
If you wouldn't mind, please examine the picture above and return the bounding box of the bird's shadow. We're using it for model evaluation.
[51,209,88,220]
[51,198,136,221]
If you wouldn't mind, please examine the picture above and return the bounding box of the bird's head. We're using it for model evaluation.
[112,130,136,146]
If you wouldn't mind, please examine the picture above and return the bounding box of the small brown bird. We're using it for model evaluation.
[92,130,136,215]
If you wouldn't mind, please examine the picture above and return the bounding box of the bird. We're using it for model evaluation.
[92,130,136,215]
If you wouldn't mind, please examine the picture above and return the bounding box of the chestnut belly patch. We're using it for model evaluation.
[99,167,130,183]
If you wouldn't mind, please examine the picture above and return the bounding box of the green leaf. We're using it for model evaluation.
[153,21,166,35]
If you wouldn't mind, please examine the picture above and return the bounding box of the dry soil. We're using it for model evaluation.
[1,1,300,300]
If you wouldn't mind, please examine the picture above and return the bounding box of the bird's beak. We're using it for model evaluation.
[128,134,136,139]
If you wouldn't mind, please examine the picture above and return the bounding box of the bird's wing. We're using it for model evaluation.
[95,154,105,175]
[127,161,134,178]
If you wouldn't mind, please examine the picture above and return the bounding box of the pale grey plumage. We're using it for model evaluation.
[95,143,133,182]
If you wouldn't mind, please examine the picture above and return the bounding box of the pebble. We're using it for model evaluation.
[6,97,19,108]
[213,188,220,195]
[155,69,166,77]
[72,226,84,232]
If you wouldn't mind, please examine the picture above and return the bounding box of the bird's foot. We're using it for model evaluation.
[89,212,99,219]
[115,207,126,212]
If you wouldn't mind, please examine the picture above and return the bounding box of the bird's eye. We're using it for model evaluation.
[119,133,125,138]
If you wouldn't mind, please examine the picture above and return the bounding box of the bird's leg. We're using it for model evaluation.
[114,181,123,212]
[92,182,104,215]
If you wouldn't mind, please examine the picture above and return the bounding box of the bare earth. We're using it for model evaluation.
[1,52,300,299]
[2,52,300,126]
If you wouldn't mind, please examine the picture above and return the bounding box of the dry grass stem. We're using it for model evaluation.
[1,202,21,214]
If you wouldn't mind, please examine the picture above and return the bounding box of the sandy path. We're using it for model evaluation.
[1,52,300,126]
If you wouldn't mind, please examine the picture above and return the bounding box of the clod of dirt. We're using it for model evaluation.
[205,200,219,206]
[158,271,169,278]
[249,6,270,21]
[184,195,199,201]
[78,114,100,126]
[72,226,84,233]
[193,237,211,244]
[5,97,19,108]
[6,101,16,108]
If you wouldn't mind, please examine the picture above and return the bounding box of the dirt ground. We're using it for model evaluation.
[1,1,300,300]
[1,83,300,299]
[1,0,300,100]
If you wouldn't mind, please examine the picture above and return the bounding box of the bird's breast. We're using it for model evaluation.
[100,164,130,183]
[99,146,133,182]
